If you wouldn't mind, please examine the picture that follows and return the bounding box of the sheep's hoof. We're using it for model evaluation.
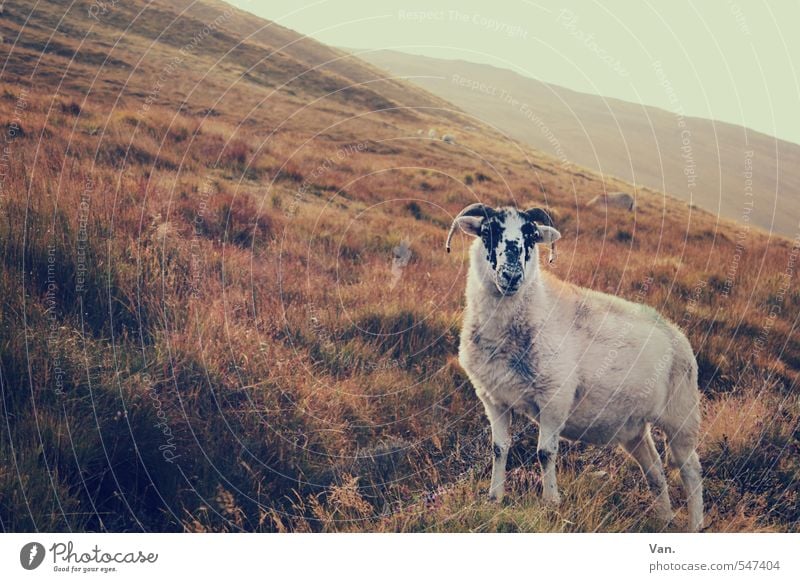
[542,492,561,507]
[656,508,675,524]
[487,492,504,503]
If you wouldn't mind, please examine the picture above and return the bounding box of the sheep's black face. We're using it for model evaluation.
[447,204,561,296]
[480,209,542,295]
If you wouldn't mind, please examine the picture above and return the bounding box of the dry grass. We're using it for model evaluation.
[0,0,798,532]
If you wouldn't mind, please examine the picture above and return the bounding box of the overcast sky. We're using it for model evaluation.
[231,0,800,145]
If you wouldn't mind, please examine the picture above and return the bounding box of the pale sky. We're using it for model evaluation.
[231,0,800,145]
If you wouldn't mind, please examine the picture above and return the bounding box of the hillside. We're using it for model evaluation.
[356,50,800,238]
[0,0,798,533]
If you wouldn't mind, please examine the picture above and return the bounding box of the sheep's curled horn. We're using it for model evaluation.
[525,207,558,263]
[445,203,495,253]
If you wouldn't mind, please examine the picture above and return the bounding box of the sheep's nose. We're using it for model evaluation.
[501,271,522,287]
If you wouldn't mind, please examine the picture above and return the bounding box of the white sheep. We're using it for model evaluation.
[446,203,703,531]
[428,128,438,138]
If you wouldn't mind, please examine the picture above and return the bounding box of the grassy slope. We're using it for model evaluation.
[0,0,798,532]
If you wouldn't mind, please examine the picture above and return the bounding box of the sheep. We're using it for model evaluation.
[442,134,456,144]
[428,128,438,138]
[445,203,703,531]
[588,191,635,211]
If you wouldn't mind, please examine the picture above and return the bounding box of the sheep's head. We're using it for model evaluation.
[446,204,561,296]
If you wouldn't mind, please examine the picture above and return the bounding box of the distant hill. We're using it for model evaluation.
[356,50,800,238]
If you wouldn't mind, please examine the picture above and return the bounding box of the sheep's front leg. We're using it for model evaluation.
[480,397,511,502]
[537,408,566,507]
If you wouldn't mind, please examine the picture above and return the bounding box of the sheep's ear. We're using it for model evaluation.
[444,216,482,253]
[445,203,495,252]
[454,216,483,237]
[537,225,561,244]
[536,225,561,263]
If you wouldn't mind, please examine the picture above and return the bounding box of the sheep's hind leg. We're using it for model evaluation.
[668,435,704,532]
[480,397,511,502]
[623,427,673,525]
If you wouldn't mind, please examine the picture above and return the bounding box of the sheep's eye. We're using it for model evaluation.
[521,222,539,247]
[480,219,504,252]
